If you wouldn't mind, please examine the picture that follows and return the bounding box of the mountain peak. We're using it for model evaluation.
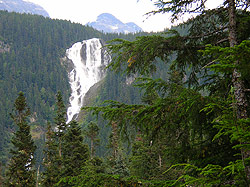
[97,13,118,20]
[87,13,142,34]
[0,0,49,17]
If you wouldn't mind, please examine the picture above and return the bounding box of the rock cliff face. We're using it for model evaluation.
[0,0,49,17]
[77,79,104,123]
[87,13,142,33]
[0,41,10,53]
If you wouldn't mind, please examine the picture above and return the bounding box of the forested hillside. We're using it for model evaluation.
[2,0,250,186]
[0,10,97,169]
[0,10,145,175]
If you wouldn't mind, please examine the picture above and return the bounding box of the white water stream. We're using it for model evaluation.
[66,38,110,123]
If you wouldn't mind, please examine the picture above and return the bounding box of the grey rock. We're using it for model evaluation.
[87,13,142,33]
[0,0,49,17]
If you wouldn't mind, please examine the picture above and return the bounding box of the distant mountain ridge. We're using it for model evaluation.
[0,0,49,17]
[87,13,142,33]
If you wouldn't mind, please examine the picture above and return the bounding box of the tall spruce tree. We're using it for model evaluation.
[0,164,3,186]
[42,122,58,186]
[129,136,159,179]
[54,91,67,159]
[86,121,100,159]
[42,91,67,186]
[61,120,89,177]
[5,92,36,186]
[151,0,250,182]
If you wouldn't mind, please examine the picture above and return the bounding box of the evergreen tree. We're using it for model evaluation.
[105,122,129,177]
[0,164,3,186]
[62,120,89,176]
[150,0,250,182]
[110,122,119,160]
[86,121,100,159]
[42,91,67,186]
[5,92,36,186]
[57,120,89,185]
[85,0,250,185]
[130,138,156,179]
[54,91,67,159]
[0,10,145,174]
[42,122,58,186]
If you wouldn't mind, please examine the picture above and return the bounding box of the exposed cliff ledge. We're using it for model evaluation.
[76,79,104,123]
[60,55,74,73]
[0,41,10,53]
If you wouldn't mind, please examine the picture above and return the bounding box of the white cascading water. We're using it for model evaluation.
[66,38,110,123]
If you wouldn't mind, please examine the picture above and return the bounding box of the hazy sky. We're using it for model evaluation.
[25,0,224,32]
[24,0,175,32]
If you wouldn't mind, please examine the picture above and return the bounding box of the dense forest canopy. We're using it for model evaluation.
[2,0,250,186]
[0,10,146,177]
[84,0,250,186]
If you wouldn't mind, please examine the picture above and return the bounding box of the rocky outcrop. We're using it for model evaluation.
[87,13,142,33]
[77,80,104,123]
[0,41,10,53]
[0,0,49,17]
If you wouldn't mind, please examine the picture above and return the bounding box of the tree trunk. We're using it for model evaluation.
[228,0,250,181]
[159,154,162,168]
[112,122,119,159]
[0,165,2,187]
[36,165,40,187]
[90,137,94,159]
[59,140,62,157]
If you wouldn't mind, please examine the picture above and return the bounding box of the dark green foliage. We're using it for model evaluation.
[54,91,67,177]
[82,69,143,158]
[83,1,250,185]
[87,72,238,168]
[0,165,3,186]
[42,122,58,186]
[5,92,36,186]
[43,95,90,186]
[151,0,206,21]
[85,121,100,159]
[2,0,250,185]
[129,138,158,179]
[54,91,67,138]
[61,120,89,177]
[60,157,165,186]
[0,10,149,170]
[42,92,67,186]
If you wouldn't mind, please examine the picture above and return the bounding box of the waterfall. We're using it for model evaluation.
[66,38,111,123]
